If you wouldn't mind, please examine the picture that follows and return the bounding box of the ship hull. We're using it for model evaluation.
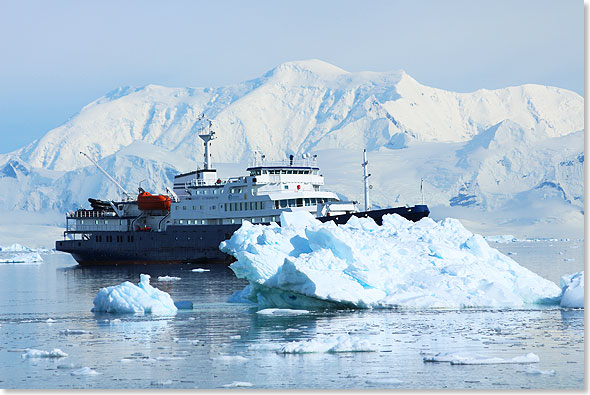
[56,205,429,266]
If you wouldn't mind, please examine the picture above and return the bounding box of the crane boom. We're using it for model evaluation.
[80,151,132,199]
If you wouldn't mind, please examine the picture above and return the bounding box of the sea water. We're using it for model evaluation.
[0,240,583,389]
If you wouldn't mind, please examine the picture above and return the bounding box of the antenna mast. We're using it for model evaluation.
[197,114,215,170]
[362,149,371,211]
[80,151,132,200]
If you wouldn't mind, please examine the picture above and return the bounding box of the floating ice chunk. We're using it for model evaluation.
[151,380,173,386]
[365,378,403,386]
[216,355,248,363]
[91,274,178,315]
[22,348,68,359]
[278,334,375,354]
[560,271,584,308]
[155,356,185,361]
[0,252,43,264]
[71,367,100,376]
[256,308,310,315]
[57,363,82,369]
[0,243,31,252]
[222,381,253,388]
[220,214,562,309]
[424,351,539,365]
[157,276,181,281]
[191,268,210,272]
[46,318,57,323]
[484,235,516,243]
[525,366,556,375]
[59,329,90,335]
[230,335,241,339]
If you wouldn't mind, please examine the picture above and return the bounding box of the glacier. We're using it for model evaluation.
[0,60,583,244]
[220,212,563,309]
[91,274,178,315]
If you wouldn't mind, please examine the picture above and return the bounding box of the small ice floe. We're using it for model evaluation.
[285,328,301,333]
[91,274,178,315]
[71,367,100,376]
[0,252,43,264]
[157,276,181,281]
[230,335,241,339]
[60,329,91,335]
[560,272,584,308]
[215,355,249,363]
[563,258,575,262]
[525,366,556,376]
[46,318,57,324]
[221,212,562,309]
[22,348,68,359]
[424,351,539,365]
[222,381,253,388]
[191,268,210,272]
[155,356,186,361]
[484,235,516,243]
[151,380,173,386]
[279,334,375,354]
[173,301,193,310]
[256,308,310,316]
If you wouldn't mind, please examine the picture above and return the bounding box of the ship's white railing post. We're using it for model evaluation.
[362,149,371,211]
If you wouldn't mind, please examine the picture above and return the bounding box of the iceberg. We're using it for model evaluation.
[22,348,68,359]
[0,252,43,264]
[220,212,562,309]
[91,274,178,315]
[559,271,584,308]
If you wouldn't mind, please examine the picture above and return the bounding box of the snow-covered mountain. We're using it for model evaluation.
[0,59,584,237]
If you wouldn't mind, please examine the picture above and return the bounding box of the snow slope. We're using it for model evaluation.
[0,59,583,238]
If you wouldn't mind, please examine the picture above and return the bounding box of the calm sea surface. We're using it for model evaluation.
[0,239,584,389]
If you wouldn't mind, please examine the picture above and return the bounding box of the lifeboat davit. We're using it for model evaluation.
[137,192,171,211]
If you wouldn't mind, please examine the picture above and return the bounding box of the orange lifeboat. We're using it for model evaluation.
[137,191,171,211]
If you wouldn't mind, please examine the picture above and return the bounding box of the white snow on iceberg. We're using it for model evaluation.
[278,334,376,354]
[91,274,178,315]
[220,212,562,309]
[559,271,584,308]
[424,351,539,365]
[22,348,68,359]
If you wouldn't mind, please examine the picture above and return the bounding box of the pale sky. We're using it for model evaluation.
[0,0,583,153]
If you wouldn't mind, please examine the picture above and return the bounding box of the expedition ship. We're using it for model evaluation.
[56,120,429,265]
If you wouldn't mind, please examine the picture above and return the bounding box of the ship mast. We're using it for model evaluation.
[197,115,215,170]
[362,149,371,211]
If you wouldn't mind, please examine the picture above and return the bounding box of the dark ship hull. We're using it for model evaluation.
[56,205,429,266]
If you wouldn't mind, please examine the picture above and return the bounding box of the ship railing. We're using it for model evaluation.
[67,210,117,218]
[248,157,318,168]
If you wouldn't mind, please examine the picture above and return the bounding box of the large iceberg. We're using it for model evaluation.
[91,274,178,315]
[559,271,584,308]
[220,212,562,309]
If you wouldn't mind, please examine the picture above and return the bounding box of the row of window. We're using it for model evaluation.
[174,197,337,214]
[79,219,126,225]
[95,235,134,242]
[250,169,315,175]
[174,217,280,225]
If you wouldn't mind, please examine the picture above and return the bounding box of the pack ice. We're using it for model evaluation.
[91,274,178,315]
[220,212,562,309]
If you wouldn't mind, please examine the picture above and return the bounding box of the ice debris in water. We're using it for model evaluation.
[91,274,178,315]
[71,367,100,376]
[0,252,43,264]
[424,352,539,365]
[220,212,562,309]
[559,271,584,308]
[256,308,310,315]
[22,348,68,359]
[157,275,181,281]
[222,381,253,388]
[278,334,375,354]
[525,366,556,375]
